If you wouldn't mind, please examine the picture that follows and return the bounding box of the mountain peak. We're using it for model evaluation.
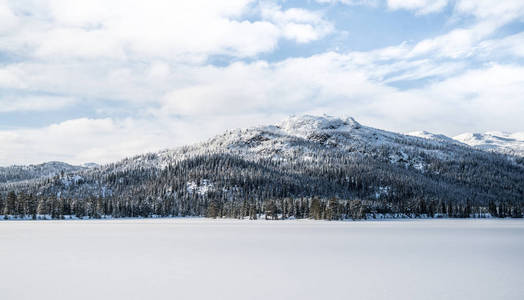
[277,114,361,138]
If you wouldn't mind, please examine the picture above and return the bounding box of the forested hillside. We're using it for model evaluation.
[1,115,523,220]
[0,162,85,184]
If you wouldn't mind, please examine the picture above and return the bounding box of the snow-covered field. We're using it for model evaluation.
[1,219,523,300]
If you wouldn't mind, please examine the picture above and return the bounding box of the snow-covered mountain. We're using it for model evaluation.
[0,161,85,184]
[407,130,524,157]
[453,132,524,157]
[406,131,462,145]
[99,114,468,175]
[1,115,522,220]
[4,116,521,186]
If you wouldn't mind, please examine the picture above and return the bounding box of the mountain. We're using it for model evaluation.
[1,115,523,219]
[406,131,462,144]
[407,130,524,157]
[454,132,524,157]
[0,161,85,184]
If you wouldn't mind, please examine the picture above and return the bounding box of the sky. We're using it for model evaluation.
[0,0,523,166]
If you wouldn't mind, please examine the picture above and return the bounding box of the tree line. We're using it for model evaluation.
[1,190,521,220]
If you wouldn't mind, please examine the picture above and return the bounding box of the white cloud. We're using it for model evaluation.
[316,0,378,6]
[0,0,17,34]
[344,18,519,61]
[386,0,524,20]
[455,0,524,23]
[387,0,449,14]
[1,0,332,62]
[0,118,169,165]
[0,96,77,112]
[419,64,524,132]
[476,32,524,58]
[157,53,377,118]
[408,21,497,58]
[260,4,334,43]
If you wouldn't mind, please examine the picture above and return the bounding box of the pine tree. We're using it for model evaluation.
[326,197,339,220]
[27,194,37,219]
[265,201,277,220]
[3,191,16,217]
[488,200,497,217]
[36,198,47,218]
[207,201,218,219]
[310,198,321,220]
[249,204,257,220]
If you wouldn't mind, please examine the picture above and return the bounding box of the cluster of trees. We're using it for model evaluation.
[1,190,522,220]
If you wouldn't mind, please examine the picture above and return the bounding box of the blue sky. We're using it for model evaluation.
[0,0,523,165]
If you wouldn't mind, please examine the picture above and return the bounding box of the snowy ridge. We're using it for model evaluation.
[205,114,473,166]
[454,132,524,157]
[407,131,462,144]
[0,161,85,184]
[79,115,512,176]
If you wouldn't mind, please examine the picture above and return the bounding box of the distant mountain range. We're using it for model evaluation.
[0,162,99,184]
[453,132,524,157]
[0,162,85,184]
[1,115,522,219]
[407,130,524,157]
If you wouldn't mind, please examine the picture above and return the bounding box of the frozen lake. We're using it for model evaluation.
[1,219,523,300]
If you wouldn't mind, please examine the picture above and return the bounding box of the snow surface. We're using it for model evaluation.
[1,219,523,300]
